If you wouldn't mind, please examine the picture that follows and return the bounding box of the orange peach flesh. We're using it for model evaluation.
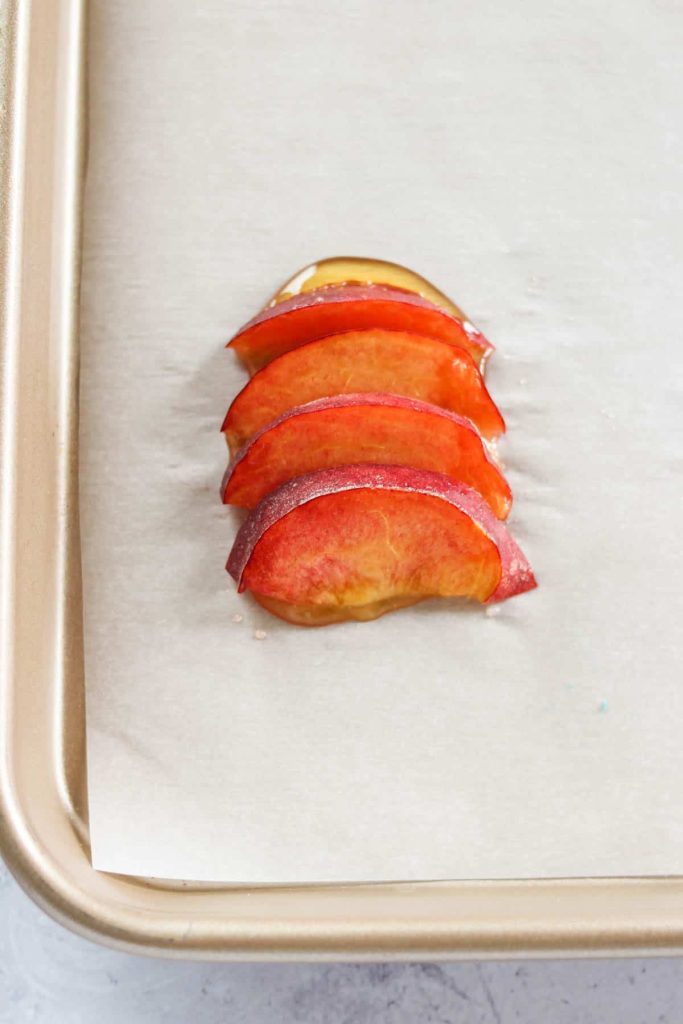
[241,489,501,625]
[223,330,505,451]
[223,395,511,519]
[228,285,492,373]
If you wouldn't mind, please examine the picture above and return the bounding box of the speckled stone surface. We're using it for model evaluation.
[2,861,683,1023]
[2,5,682,1019]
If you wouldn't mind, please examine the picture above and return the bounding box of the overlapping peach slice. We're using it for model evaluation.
[223,329,504,452]
[222,393,511,518]
[227,465,536,626]
[228,285,492,374]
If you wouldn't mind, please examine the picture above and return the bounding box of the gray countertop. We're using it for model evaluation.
[2,860,682,1023]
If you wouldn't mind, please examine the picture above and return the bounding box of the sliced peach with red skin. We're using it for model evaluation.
[222,394,511,519]
[223,329,504,451]
[227,465,536,626]
[227,285,492,374]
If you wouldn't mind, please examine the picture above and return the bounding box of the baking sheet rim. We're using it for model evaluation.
[1,0,683,959]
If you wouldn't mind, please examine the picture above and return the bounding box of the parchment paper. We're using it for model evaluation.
[80,0,683,882]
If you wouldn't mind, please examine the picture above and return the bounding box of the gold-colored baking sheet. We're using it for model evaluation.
[2,0,683,958]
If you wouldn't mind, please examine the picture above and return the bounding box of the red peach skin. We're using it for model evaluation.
[222,393,512,519]
[227,465,536,626]
[227,285,493,374]
[222,329,505,451]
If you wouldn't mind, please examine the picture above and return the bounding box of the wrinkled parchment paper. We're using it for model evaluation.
[80,0,683,881]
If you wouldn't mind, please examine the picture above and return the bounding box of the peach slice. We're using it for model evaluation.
[222,394,511,519]
[227,285,492,374]
[226,465,536,626]
[268,255,469,321]
[223,329,505,451]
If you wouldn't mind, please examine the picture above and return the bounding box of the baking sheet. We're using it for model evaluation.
[80,0,683,883]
